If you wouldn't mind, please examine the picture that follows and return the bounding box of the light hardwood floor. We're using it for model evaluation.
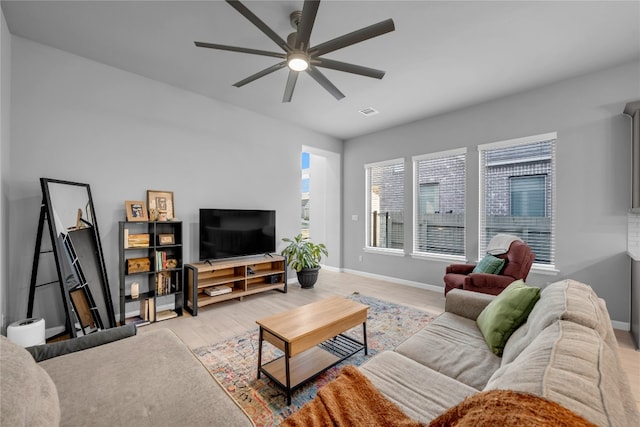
[138,270,640,409]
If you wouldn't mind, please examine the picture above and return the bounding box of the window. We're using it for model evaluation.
[479,133,556,267]
[413,148,466,257]
[365,158,404,251]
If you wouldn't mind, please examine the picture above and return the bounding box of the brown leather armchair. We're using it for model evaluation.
[443,240,535,296]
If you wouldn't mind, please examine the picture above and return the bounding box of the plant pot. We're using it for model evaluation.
[296,267,320,289]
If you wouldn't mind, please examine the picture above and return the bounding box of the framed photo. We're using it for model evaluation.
[158,233,175,245]
[147,190,174,221]
[125,200,149,222]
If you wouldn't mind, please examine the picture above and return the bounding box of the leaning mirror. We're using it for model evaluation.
[38,178,116,335]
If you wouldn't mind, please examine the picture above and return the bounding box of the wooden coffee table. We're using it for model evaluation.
[256,296,369,404]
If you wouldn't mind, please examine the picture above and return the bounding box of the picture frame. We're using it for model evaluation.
[125,200,149,222]
[158,233,175,245]
[147,190,174,221]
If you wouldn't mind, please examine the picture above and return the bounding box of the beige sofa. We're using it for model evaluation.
[0,325,254,426]
[359,279,639,426]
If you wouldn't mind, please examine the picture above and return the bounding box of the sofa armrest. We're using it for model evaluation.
[445,264,475,275]
[26,324,137,362]
[445,289,495,320]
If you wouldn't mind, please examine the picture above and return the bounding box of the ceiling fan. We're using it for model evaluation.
[194,0,395,102]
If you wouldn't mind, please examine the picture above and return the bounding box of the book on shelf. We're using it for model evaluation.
[204,285,232,297]
[156,272,172,296]
[140,299,149,321]
[140,298,156,322]
[155,251,168,270]
[148,298,155,322]
[155,309,178,321]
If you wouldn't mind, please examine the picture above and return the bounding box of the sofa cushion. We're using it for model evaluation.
[0,336,60,426]
[485,320,640,427]
[472,254,505,274]
[429,389,597,427]
[39,328,253,426]
[360,350,477,423]
[395,312,501,390]
[476,279,540,356]
[502,279,615,365]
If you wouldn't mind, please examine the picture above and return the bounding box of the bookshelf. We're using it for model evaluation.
[118,221,183,326]
[185,255,287,316]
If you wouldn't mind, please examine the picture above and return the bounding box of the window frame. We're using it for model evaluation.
[478,132,557,273]
[364,158,406,255]
[411,148,467,261]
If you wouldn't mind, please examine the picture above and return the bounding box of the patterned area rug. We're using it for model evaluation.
[193,293,436,427]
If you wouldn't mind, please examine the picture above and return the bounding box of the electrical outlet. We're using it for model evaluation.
[358,255,363,262]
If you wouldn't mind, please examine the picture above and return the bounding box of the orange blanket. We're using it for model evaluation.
[281,365,424,427]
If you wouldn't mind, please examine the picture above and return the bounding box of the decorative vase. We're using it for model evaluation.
[296,267,320,289]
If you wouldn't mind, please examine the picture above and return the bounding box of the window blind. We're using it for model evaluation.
[413,149,466,256]
[365,159,405,250]
[479,134,556,267]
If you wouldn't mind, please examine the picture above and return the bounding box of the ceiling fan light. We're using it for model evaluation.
[288,52,309,71]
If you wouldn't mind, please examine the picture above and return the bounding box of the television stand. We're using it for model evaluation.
[184,255,287,316]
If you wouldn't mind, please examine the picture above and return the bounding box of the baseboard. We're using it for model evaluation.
[340,268,444,294]
[285,264,341,285]
[611,320,630,331]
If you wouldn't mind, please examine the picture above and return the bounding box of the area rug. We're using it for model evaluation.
[193,293,436,427]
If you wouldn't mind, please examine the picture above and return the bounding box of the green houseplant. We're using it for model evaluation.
[281,234,328,289]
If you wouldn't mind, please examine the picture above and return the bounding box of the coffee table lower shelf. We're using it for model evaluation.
[258,334,365,404]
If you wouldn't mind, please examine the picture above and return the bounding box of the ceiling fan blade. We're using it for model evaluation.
[307,66,345,100]
[282,70,299,103]
[233,61,287,87]
[310,18,395,57]
[226,0,291,53]
[194,42,285,59]
[296,0,320,50]
[314,58,385,79]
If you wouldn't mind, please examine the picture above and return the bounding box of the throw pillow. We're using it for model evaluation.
[429,389,597,427]
[476,279,540,356]
[472,254,505,275]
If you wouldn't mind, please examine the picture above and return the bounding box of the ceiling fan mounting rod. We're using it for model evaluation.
[290,10,303,29]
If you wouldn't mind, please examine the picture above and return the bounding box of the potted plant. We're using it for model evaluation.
[281,234,328,289]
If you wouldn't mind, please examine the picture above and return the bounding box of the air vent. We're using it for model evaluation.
[358,107,379,117]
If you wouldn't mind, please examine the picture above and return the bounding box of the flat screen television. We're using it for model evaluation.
[199,209,276,261]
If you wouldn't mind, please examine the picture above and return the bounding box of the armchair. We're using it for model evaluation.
[443,240,535,296]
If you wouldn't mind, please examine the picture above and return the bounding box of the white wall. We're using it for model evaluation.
[0,8,11,333]
[6,36,342,327]
[343,60,640,325]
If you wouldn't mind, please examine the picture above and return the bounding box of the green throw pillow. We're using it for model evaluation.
[476,280,541,356]
[472,254,505,275]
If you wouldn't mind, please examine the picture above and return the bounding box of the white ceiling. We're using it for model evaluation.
[2,1,639,140]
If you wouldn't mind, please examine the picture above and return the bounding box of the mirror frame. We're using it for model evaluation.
[40,178,116,330]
